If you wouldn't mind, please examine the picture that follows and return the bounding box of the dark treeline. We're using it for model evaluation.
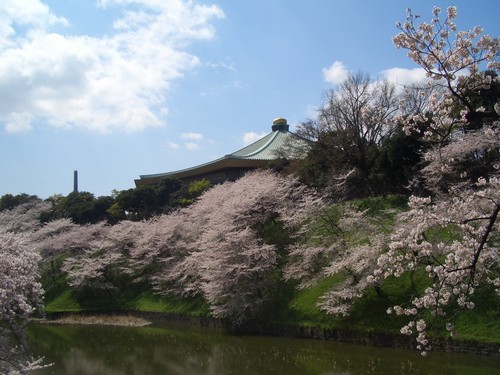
[0,178,212,224]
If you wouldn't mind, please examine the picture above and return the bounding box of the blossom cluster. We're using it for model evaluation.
[369,6,500,354]
[394,7,499,147]
[144,170,322,321]
[371,177,499,353]
[394,6,498,82]
[23,170,322,323]
[0,230,46,373]
[285,203,390,317]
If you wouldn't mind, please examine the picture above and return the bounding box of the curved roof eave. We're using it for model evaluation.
[139,129,286,180]
[136,158,268,185]
[136,119,311,185]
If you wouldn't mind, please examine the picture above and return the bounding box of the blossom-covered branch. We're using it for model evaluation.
[373,6,500,355]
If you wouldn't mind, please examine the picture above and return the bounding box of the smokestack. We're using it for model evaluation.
[73,170,78,193]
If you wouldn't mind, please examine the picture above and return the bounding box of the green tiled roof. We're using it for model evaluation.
[230,130,306,160]
[136,118,309,183]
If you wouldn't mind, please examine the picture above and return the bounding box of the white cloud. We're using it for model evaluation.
[180,132,204,141]
[380,67,427,87]
[206,61,237,72]
[0,0,68,48]
[175,131,205,150]
[184,142,199,150]
[323,61,349,85]
[4,113,33,133]
[0,0,224,133]
[243,131,267,145]
[167,141,181,150]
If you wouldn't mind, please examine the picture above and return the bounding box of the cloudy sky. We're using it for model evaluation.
[1,0,498,198]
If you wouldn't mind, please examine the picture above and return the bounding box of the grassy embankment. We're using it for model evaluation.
[42,196,499,345]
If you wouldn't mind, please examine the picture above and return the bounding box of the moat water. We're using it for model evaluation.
[27,322,500,374]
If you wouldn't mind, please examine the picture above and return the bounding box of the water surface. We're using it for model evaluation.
[27,322,500,374]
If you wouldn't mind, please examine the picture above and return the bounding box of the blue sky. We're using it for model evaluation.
[1,0,499,198]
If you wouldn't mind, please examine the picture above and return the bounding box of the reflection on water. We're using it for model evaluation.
[27,321,500,375]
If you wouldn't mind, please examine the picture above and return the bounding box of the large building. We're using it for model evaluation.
[135,118,309,187]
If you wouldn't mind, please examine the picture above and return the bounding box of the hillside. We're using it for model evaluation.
[40,193,500,354]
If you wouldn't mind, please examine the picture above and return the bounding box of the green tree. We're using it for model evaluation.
[372,126,427,195]
[0,193,39,211]
[109,178,185,221]
[156,177,183,211]
[176,179,212,206]
[47,192,114,224]
[114,186,158,220]
[54,192,97,224]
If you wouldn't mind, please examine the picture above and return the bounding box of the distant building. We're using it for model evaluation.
[135,118,309,187]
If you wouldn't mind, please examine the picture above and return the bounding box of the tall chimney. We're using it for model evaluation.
[73,170,78,193]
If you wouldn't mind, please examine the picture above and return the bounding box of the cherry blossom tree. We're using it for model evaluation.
[149,170,322,321]
[284,203,391,316]
[290,6,498,356]
[30,219,78,254]
[127,212,187,283]
[0,200,50,234]
[0,201,54,372]
[392,6,499,189]
[26,218,130,294]
[28,170,320,322]
[0,230,46,374]
[57,222,131,292]
[370,6,499,355]
[372,180,499,354]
